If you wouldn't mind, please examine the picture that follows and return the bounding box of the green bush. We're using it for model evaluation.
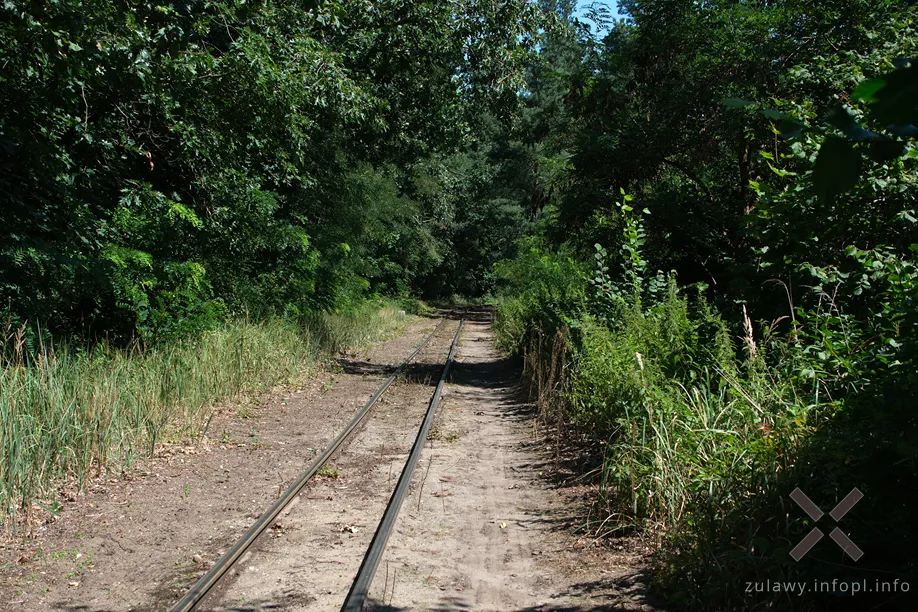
[0,0,539,342]
[494,228,907,609]
[493,238,587,353]
[496,237,918,609]
[569,280,731,441]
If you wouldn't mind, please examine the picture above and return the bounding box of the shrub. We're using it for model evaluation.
[493,238,587,353]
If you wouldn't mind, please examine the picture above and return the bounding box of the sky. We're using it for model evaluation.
[573,1,626,36]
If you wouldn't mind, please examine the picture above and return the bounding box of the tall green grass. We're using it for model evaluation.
[501,276,816,534]
[496,237,918,609]
[494,255,829,609]
[0,302,408,531]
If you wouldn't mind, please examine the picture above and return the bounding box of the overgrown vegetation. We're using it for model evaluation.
[494,1,917,610]
[0,302,406,531]
[3,0,917,607]
[0,0,541,528]
[0,0,540,344]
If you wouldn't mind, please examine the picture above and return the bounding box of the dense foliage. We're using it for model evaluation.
[0,0,539,344]
[4,0,918,607]
[0,0,545,531]
[494,0,918,609]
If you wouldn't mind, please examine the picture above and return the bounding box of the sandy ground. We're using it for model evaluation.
[360,310,657,612]
[203,319,463,612]
[0,309,660,612]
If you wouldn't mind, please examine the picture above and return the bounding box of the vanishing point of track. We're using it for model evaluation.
[171,316,464,612]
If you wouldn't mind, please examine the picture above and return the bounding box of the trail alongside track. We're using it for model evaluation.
[0,310,658,611]
[0,316,444,610]
[360,310,657,612]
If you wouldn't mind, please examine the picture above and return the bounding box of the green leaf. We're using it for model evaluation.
[722,98,755,109]
[813,137,861,200]
[825,105,873,141]
[766,162,797,178]
[852,78,885,103]
[868,63,918,127]
[778,118,808,139]
[760,108,789,120]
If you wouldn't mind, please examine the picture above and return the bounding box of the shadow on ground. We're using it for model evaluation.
[361,571,658,610]
[112,306,662,612]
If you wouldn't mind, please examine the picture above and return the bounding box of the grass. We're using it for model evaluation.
[0,301,409,532]
[427,423,461,443]
[316,464,339,479]
[493,268,833,608]
[497,256,918,609]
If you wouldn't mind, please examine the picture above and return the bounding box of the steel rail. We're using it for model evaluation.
[340,319,464,612]
[170,317,449,612]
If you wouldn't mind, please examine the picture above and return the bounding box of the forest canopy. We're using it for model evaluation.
[0,0,540,343]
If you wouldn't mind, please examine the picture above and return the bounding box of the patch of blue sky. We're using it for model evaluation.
[574,1,626,36]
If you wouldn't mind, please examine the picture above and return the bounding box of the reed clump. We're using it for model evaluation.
[0,303,408,531]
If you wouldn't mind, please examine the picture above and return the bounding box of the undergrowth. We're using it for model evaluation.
[494,196,917,610]
[0,301,409,533]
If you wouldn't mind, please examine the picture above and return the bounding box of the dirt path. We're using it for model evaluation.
[204,320,462,611]
[1,310,659,612]
[0,316,444,611]
[360,310,657,612]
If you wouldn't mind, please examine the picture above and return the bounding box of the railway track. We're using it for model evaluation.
[171,316,464,612]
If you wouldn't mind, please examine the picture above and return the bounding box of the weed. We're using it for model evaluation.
[427,425,461,443]
[494,240,841,609]
[317,464,339,479]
